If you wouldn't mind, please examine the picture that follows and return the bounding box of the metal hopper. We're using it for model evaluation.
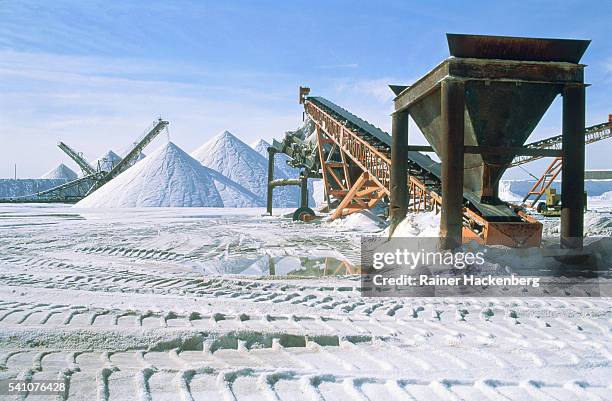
[407,34,590,205]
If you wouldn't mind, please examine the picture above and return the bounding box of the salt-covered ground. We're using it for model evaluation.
[0,205,611,400]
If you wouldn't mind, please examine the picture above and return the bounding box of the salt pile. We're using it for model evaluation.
[94,150,122,172]
[192,130,299,207]
[40,163,77,180]
[203,166,263,207]
[498,180,523,202]
[580,211,612,236]
[381,211,441,238]
[75,142,223,208]
[327,210,386,232]
[252,139,299,178]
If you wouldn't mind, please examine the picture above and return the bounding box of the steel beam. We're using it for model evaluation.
[463,146,562,157]
[270,178,301,186]
[405,145,564,157]
[407,145,435,152]
[267,172,309,210]
[394,58,584,113]
[300,171,308,208]
[57,142,96,176]
[439,79,465,248]
[266,147,276,215]
[389,110,409,235]
[446,34,590,63]
[561,84,586,249]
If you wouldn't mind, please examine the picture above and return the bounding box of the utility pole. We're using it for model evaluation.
[14,163,17,180]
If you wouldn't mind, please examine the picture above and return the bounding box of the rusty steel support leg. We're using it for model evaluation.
[389,110,409,236]
[300,170,309,208]
[440,79,465,249]
[561,84,585,249]
[266,147,276,215]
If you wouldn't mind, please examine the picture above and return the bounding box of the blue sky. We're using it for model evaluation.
[0,0,610,179]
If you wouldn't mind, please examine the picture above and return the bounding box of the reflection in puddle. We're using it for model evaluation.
[241,256,359,277]
[0,213,85,220]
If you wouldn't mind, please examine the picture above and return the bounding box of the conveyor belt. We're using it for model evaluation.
[510,119,612,167]
[307,96,520,222]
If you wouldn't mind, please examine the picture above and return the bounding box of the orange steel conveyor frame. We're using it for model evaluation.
[304,97,542,248]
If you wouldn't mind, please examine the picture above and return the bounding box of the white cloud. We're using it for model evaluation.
[0,51,303,178]
[353,78,396,102]
[333,77,415,103]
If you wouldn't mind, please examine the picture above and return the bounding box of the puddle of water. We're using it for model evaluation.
[192,255,359,277]
[0,222,60,228]
[0,213,85,220]
[241,256,359,277]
